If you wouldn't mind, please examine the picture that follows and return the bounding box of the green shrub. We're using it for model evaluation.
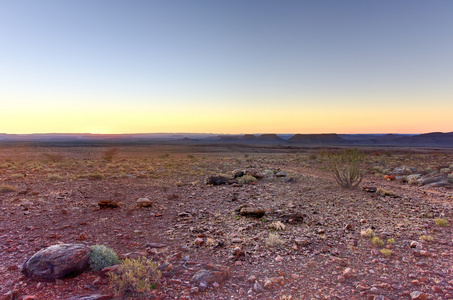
[89,245,120,271]
[109,257,161,296]
[326,149,364,188]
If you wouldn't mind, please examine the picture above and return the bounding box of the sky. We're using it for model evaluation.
[1,1,452,134]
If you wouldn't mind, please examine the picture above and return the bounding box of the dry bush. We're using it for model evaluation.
[109,257,161,297]
[103,148,119,162]
[43,153,64,163]
[327,149,364,189]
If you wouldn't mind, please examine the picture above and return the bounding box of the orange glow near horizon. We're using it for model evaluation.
[1,99,452,135]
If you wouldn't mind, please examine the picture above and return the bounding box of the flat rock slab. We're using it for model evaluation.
[21,244,91,281]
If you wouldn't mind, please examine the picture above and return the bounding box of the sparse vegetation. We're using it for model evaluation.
[266,233,285,247]
[269,221,286,231]
[371,237,384,247]
[380,249,392,257]
[0,185,17,193]
[434,218,449,227]
[89,245,120,271]
[102,148,119,162]
[326,149,364,188]
[237,175,257,184]
[387,238,395,244]
[43,153,64,163]
[420,235,434,242]
[109,257,161,297]
[360,229,374,239]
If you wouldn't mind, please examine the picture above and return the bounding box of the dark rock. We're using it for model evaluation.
[279,212,305,223]
[98,200,120,209]
[362,186,377,193]
[206,175,229,186]
[232,169,245,178]
[238,206,266,218]
[136,198,153,208]
[190,264,230,290]
[21,244,91,281]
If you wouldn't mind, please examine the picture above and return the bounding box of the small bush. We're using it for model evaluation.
[371,237,384,247]
[109,257,161,297]
[380,249,392,257]
[48,174,63,181]
[326,149,364,189]
[102,148,119,162]
[0,185,17,193]
[407,174,421,186]
[420,235,434,242]
[11,173,25,179]
[90,245,120,271]
[237,175,257,184]
[43,153,64,163]
[434,218,449,227]
[360,229,374,239]
[269,221,286,231]
[88,173,104,180]
[387,238,395,244]
[266,233,285,247]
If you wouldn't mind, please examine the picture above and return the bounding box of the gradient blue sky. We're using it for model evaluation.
[1,1,452,134]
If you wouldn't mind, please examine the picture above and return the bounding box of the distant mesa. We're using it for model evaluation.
[256,134,284,142]
[241,134,257,141]
[288,133,349,145]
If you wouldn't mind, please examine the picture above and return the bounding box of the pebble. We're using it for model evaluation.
[343,268,354,278]
[410,291,427,300]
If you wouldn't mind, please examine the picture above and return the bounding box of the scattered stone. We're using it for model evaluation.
[410,291,427,300]
[253,281,264,293]
[384,175,396,181]
[263,276,285,289]
[247,275,257,283]
[194,238,204,245]
[275,171,288,177]
[67,295,113,300]
[343,268,354,278]
[98,200,120,209]
[21,244,91,281]
[410,241,422,249]
[190,264,230,290]
[279,212,305,223]
[362,186,377,193]
[231,238,243,244]
[136,198,153,208]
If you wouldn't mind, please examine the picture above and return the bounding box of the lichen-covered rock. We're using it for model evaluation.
[21,244,91,281]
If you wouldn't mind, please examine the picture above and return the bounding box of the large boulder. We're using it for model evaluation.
[21,244,91,281]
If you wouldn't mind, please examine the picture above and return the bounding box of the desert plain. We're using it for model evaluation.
[1,143,453,300]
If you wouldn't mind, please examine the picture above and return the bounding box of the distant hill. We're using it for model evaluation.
[1,132,453,147]
[288,134,350,145]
